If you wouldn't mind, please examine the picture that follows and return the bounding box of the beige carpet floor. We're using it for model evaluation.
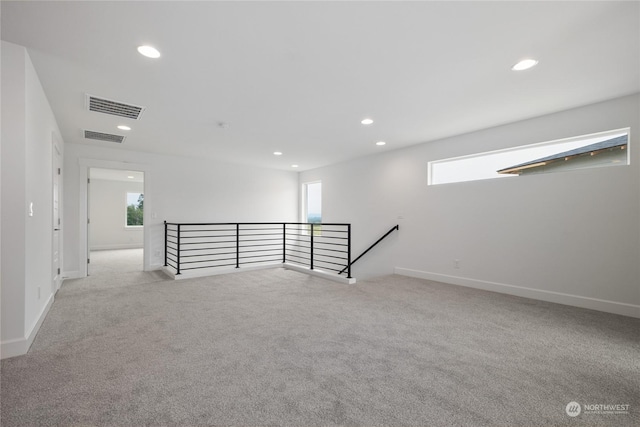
[89,248,144,276]
[1,268,638,426]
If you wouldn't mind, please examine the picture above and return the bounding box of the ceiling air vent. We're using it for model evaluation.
[84,130,126,144]
[85,94,146,120]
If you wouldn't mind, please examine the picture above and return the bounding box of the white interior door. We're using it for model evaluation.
[52,140,62,292]
[87,169,91,275]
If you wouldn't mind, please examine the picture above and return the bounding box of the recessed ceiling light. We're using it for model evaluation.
[361,118,374,125]
[291,164,299,168]
[117,125,131,131]
[376,141,386,146]
[511,59,538,71]
[273,151,283,156]
[127,176,134,179]
[137,45,161,59]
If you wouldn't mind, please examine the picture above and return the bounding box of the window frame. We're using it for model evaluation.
[301,181,322,224]
[427,128,630,186]
[125,191,144,228]
[300,181,322,237]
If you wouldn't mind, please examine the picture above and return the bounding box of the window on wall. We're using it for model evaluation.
[303,181,321,223]
[428,128,630,185]
[126,192,144,227]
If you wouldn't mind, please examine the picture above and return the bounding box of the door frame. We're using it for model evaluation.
[78,159,151,277]
[52,134,63,292]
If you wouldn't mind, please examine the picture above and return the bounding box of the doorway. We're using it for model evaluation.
[52,138,62,292]
[88,168,144,276]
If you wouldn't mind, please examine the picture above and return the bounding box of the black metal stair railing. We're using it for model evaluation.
[164,222,352,278]
[338,224,399,275]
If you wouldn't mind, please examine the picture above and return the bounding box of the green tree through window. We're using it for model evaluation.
[126,193,143,226]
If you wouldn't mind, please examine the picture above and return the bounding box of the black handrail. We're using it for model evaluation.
[339,225,399,275]
[164,221,353,278]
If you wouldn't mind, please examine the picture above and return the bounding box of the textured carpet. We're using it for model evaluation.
[88,248,144,276]
[1,268,638,426]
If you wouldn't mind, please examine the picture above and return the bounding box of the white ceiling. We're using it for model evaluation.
[2,1,638,171]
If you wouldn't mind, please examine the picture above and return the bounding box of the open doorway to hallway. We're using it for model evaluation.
[88,168,144,276]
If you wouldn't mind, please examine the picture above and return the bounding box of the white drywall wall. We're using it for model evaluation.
[300,94,640,316]
[24,45,62,336]
[0,26,2,362]
[89,179,144,250]
[1,42,27,347]
[1,42,65,357]
[63,144,298,276]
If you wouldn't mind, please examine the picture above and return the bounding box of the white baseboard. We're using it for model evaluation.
[284,263,356,284]
[394,267,640,319]
[25,293,55,346]
[162,262,282,280]
[63,270,82,279]
[162,262,356,284]
[90,244,143,251]
[1,292,55,360]
[0,337,30,360]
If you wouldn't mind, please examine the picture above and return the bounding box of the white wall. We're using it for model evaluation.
[0,24,2,365]
[1,42,27,349]
[300,94,640,317]
[89,179,144,250]
[63,143,298,276]
[1,41,65,358]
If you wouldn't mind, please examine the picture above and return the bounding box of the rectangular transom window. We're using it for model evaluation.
[126,192,143,227]
[428,128,630,185]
